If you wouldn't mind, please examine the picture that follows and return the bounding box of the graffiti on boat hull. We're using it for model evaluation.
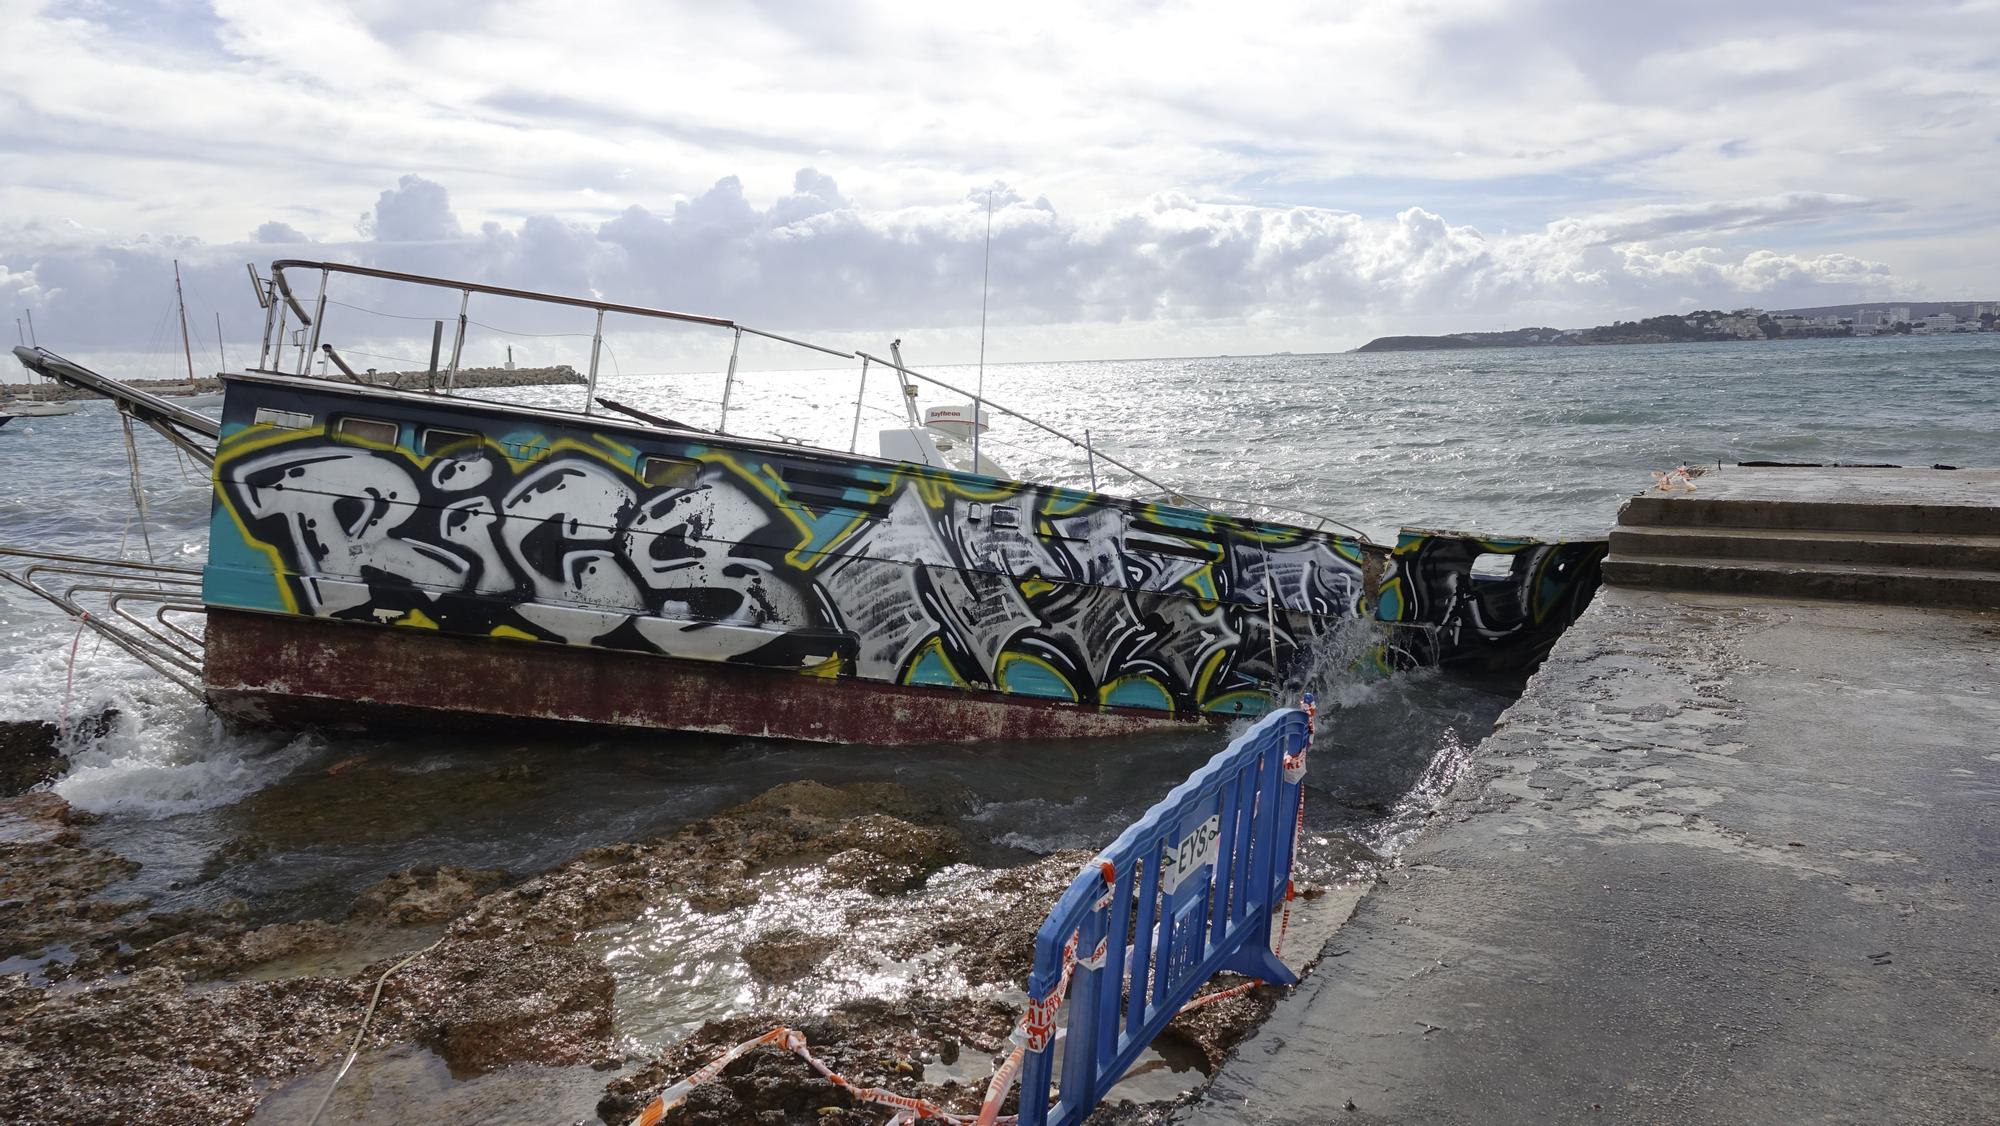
[1377,530,1607,672]
[208,400,1371,718]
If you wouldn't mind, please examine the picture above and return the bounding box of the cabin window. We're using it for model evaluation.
[640,455,700,489]
[334,416,399,446]
[421,427,481,456]
[1471,552,1516,580]
[252,407,313,430]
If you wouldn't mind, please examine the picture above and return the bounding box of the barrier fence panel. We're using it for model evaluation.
[1016,705,1312,1126]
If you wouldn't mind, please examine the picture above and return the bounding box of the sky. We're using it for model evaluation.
[2,0,1997,373]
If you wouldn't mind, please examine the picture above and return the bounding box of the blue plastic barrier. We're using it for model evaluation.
[1016,705,1313,1126]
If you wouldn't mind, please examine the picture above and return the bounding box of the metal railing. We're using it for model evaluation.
[245,260,1374,543]
[260,260,853,417]
[1013,705,1312,1125]
[0,546,207,696]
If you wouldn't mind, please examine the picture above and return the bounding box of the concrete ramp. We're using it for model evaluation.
[1606,466,2000,607]
[1186,586,2000,1125]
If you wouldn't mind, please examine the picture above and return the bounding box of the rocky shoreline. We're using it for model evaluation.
[0,738,1345,1126]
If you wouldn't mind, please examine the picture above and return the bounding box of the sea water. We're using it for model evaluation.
[0,334,1994,911]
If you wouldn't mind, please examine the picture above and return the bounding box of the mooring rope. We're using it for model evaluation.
[304,936,444,1126]
[117,409,156,566]
[57,612,89,744]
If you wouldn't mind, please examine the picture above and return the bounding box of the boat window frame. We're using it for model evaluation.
[640,454,702,489]
[420,426,483,456]
[332,415,400,447]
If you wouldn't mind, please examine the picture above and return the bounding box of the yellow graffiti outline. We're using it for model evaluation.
[1193,645,1232,703]
[995,650,1079,703]
[902,634,968,688]
[1019,577,1057,599]
[1040,491,1093,518]
[1202,689,1271,715]
[799,653,843,679]
[1096,673,1172,711]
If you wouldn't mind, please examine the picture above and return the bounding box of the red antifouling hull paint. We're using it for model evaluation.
[202,610,1206,745]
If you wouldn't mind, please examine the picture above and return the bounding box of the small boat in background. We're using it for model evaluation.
[2,370,80,416]
[1,398,80,416]
[0,412,14,428]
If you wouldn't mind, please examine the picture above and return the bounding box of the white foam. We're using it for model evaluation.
[55,699,321,818]
[0,614,317,818]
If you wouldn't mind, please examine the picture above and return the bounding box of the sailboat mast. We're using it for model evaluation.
[216,312,227,372]
[173,260,196,384]
[973,189,993,472]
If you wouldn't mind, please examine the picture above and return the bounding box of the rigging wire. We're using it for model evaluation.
[118,411,156,566]
[325,297,460,323]
[467,318,597,340]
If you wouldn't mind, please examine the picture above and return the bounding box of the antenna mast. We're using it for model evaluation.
[173,260,196,384]
[973,189,994,472]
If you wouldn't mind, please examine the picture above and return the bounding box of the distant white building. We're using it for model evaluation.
[1889,306,1912,323]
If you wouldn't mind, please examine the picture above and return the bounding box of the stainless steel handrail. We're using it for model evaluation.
[0,546,206,695]
[249,261,1374,544]
[264,259,858,420]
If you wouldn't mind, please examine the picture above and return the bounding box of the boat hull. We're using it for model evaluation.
[3,400,81,416]
[203,608,1196,744]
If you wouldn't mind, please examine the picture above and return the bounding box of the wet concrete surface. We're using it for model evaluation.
[1189,587,2000,1125]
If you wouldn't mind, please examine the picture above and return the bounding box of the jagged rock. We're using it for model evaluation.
[0,793,143,963]
[0,712,114,798]
[742,927,838,984]
[378,937,614,1075]
[348,864,508,925]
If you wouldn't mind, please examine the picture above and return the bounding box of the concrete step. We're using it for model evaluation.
[1603,554,2000,609]
[1619,495,2000,536]
[1608,525,2000,571]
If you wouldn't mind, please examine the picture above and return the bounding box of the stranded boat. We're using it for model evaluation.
[4,261,1605,744]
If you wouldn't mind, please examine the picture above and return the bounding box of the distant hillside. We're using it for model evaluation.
[1354,335,1485,352]
[1356,302,1997,352]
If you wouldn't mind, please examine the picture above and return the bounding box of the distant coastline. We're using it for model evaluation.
[1356,301,1999,352]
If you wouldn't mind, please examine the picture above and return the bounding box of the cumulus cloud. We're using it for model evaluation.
[0,172,1908,368]
[357,175,460,242]
[253,221,311,244]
